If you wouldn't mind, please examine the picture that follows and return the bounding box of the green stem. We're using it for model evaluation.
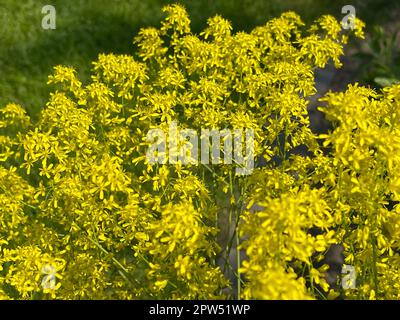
[236,224,241,300]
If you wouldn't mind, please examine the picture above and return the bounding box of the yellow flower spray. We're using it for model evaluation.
[1,4,398,300]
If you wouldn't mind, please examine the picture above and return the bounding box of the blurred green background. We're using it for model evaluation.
[1,0,399,119]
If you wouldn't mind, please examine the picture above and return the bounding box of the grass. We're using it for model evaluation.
[1,0,399,119]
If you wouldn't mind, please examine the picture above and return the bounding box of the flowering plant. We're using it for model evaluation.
[1,4,399,300]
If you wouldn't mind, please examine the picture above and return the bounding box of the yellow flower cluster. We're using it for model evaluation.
[1,4,397,300]
[317,83,400,299]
